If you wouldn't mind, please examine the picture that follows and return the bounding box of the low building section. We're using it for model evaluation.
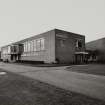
[1,29,87,64]
[86,38,105,62]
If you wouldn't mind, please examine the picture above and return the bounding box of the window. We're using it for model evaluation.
[27,41,31,52]
[40,38,45,50]
[36,39,40,51]
[23,38,45,53]
[32,40,34,51]
[8,46,11,54]
[2,48,6,54]
[24,43,26,52]
[33,40,36,51]
[36,38,45,51]
[30,41,34,52]
[25,42,27,52]
[76,40,82,48]
[78,41,82,48]
[24,42,28,52]
[14,46,17,52]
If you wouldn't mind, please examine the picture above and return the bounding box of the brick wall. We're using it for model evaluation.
[21,30,56,63]
[55,29,85,63]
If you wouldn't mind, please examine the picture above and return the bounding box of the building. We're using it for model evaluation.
[86,38,105,62]
[1,29,87,64]
[0,51,1,61]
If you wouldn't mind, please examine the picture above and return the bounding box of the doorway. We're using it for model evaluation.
[75,54,82,64]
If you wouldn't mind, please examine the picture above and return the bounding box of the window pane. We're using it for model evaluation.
[24,43,26,52]
[33,40,36,51]
[25,42,27,52]
[36,39,40,51]
[32,40,34,51]
[27,41,31,52]
[8,46,11,53]
[30,41,33,52]
[26,41,28,52]
[40,38,45,50]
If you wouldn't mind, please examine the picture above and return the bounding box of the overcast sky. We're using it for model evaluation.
[0,0,105,47]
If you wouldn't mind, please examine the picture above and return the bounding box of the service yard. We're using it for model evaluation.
[0,62,105,105]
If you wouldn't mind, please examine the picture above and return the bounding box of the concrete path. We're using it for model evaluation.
[0,62,105,101]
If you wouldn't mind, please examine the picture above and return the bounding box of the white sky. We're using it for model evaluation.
[0,0,105,47]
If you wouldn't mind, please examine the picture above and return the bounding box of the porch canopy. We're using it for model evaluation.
[75,51,88,55]
[75,51,89,63]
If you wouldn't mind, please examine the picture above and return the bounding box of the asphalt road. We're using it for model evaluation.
[0,62,105,101]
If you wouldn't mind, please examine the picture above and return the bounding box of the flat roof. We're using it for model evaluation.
[1,28,85,48]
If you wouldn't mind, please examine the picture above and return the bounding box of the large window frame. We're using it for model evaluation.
[23,37,45,54]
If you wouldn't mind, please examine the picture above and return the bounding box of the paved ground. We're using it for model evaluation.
[66,64,105,76]
[0,62,105,101]
[0,69,104,105]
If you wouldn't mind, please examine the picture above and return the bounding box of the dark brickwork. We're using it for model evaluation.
[86,38,105,62]
[55,29,85,63]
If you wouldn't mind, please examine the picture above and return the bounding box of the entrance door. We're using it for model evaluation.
[75,54,83,64]
[11,55,17,62]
